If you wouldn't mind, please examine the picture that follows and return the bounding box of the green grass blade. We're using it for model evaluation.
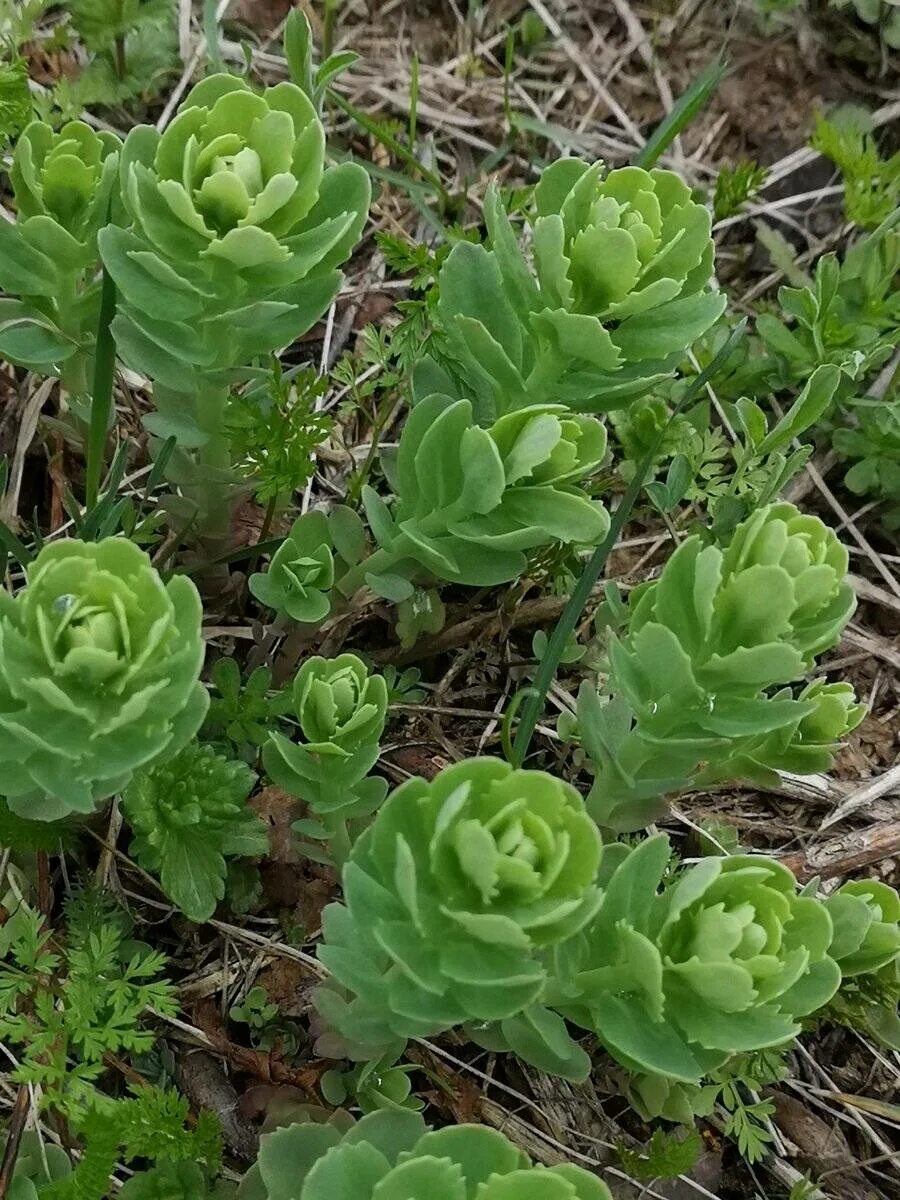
[84,266,117,511]
[633,58,727,170]
[509,319,748,768]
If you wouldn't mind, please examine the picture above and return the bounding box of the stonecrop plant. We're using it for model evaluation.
[99,69,370,543]
[420,164,725,420]
[238,1109,612,1200]
[316,758,601,1066]
[575,502,861,830]
[0,538,206,820]
[1,10,898,1190]
[0,117,120,404]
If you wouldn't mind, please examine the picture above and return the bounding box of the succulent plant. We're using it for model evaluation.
[0,119,121,387]
[263,655,389,863]
[825,879,900,977]
[237,1108,612,1200]
[249,511,335,623]
[123,741,268,922]
[550,835,842,1083]
[0,538,207,821]
[583,503,857,830]
[315,758,602,1058]
[100,72,369,418]
[0,1129,71,1197]
[418,164,725,420]
[338,397,608,594]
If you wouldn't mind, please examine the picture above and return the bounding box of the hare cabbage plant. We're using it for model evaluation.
[418,162,726,421]
[0,538,206,821]
[576,502,862,831]
[237,1108,612,1200]
[0,119,121,405]
[98,72,370,542]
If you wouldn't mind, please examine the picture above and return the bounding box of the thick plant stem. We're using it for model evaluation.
[85,267,117,510]
[325,813,352,868]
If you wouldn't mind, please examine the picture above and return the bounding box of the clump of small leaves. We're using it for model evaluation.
[122,742,268,923]
[616,1128,702,1182]
[203,659,292,762]
[833,397,900,529]
[250,510,335,624]
[382,665,426,704]
[713,159,768,221]
[227,364,332,509]
[811,109,900,230]
[230,985,302,1057]
[0,897,177,1122]
[0,56,32,141]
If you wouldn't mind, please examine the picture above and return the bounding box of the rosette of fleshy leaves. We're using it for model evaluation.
[320,1054,423,1115]
[0,1129,71,1196]
[122,741,268,922]
[237,1107,612,1200]
[417,163,725,421]
[315,758,601,1069]
[249,510,334,623]
[99,71,369,442]
[546,834,841,1085]
[580,502,857,831]
[0,538,207,821]
[338,396,608,594]
[263,655,389,864]
[822,877,900,1049]
[0,118,120,395]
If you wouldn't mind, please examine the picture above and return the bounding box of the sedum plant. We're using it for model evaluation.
[99,72,370,543]
[0,117,120,401]
[579,502,858,830]
[237,1107,611,1200]
[263,655,388,864]
[0,538,207,821]
[315,758,601,1064]
[338,397,609,594]
[249,510,335,623]
[122,741,268,922]
[825,878,900,1049]
[549,834,842,1084]
[419,164,725,421]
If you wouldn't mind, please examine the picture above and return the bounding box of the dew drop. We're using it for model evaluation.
[53,593,77,613]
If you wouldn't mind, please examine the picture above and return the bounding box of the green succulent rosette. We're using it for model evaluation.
[585,503,857,830]
[249,510,334,623]
[316,758,602,1056]
[0,538,207,820]
[342,397,608,593]
[825,879,900,977]
[99,72,370,428]
[0,119,121,385]
[551,835,841,1083]
[238,1109,611,1200]
[289,653,387,755]
[263,655,389,850]
[419,163,725,420]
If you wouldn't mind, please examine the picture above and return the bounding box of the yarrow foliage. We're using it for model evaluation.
[0,539,207,820]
